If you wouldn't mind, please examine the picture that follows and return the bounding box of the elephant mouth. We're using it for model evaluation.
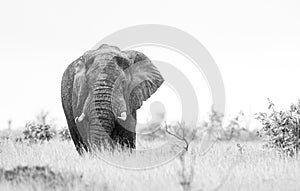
[75,111,127,124]
[75,89,127,123]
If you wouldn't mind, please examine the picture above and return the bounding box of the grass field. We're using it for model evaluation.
[0,138,300,191]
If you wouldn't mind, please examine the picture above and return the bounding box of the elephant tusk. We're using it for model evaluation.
[117,112,127,121]
[76,113,85,123]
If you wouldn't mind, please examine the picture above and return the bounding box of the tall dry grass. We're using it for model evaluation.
[0,139,300,191]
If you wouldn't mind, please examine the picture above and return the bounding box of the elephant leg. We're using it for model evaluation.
[66,117,89,154]
[112,122,136,149]
[61,65,88,155]
[111,111,137,149]
[62,96,88,154]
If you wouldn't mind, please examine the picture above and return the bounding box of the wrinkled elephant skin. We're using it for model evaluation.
[61,44,164,154]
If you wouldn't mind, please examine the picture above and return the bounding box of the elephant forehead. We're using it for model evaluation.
[87,59,116,72]
[83,45,129,61]
[97,44,121,51]
[86,60,126,81]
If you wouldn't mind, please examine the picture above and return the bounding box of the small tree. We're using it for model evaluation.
[223,111,244,140]
[36,110,49,125]
[256,98,300,157]
[202,106,223,140]
[163,107,227,191]
[164,122,196,191]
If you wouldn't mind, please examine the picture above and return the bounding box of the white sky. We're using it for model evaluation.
[1,0,300,129]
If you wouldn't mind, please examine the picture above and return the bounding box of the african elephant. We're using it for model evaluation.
[61,44,164,154]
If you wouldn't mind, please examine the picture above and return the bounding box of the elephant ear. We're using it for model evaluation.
[122,50,164,112]
[72,56,94,117]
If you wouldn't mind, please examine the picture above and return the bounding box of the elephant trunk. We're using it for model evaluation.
[88,80,120,149]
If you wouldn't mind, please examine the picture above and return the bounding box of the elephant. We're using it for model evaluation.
[61,44,164,154]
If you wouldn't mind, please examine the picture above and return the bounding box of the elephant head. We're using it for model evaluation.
[61,44,164,152]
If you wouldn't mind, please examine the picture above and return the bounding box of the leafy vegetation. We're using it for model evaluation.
[0,111,72,144]
[2,106,299,190]
[58,126,71,141]
[139,107,259,143]
[23,122,56,143]
[256,99,300,156]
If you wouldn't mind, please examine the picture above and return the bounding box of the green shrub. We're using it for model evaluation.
[256,99,300,156]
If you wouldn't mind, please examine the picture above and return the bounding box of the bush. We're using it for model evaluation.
[139,106,224,142]
[58,127,71,141]
[201,107,224,139]
[221,111,260,141]
[23,122,56,143]
[256,99,300,156]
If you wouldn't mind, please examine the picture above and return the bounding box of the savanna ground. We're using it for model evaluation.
[1,137,300,191]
